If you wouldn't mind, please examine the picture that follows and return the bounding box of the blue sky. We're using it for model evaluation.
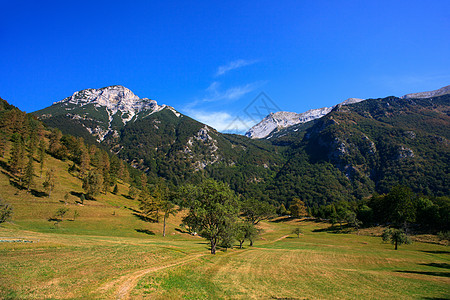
[1,0,449,133]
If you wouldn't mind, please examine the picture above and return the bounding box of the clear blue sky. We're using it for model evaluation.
[1,0,449,133]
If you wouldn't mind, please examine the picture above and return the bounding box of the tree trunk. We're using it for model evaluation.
[239,241,243,249]
[395,239,398,250]
[249,239,253,247]
[163,215,166,237]
[210,238,216,254]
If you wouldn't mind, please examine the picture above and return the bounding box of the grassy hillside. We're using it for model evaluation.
[0,148,448,299]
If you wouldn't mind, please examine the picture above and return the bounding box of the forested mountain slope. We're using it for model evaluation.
[33,86,449,205]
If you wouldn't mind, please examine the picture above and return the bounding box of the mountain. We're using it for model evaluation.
[266,93,450,204]
[246,98,364,139]
[33,85,450,205]
[34,85,179,143]
[34,86,281,189]
[401,85,450,99]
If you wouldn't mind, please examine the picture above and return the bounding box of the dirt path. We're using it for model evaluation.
[100,234,290,299]
[98,253,205,300]
[273,234,290,242]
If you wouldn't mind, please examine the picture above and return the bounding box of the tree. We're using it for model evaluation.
[235,222,258,248]
[161,200,177,237]
[345,211,362,231]
[54,207,70,221]
[43,168,56,197]
[79,145,90,177]
[9,133,25,176]
[241,198,275,225]
[382,228,411,250]
[23,154,35,192]
[112,184,119,195]
[388,186,416,228]
[0,199,13,224]
[180,179,239,254]
[37,140,46,177]
[80,194,85,205]
[289,198,307,218]
[82,171,103,199]
[128,185,139,199]
[139,187,159,221]
[64,192,70,205]
[292,227,302,238]
[72,210,79,221]
[0,133,7,158]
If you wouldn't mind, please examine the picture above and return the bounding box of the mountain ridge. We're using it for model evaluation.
[246,84,450,139]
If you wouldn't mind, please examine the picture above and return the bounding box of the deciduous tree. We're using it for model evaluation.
[180,179,239,254]
[382,228,411,250]
[242,198,275,225]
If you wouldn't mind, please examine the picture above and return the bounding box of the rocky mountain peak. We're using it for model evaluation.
[401,85,450,99]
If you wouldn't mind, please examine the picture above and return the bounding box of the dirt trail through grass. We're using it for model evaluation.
[103,234,290,299]
[98,253,206,299]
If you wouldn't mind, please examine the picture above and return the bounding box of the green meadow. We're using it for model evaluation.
[0,155,449,299]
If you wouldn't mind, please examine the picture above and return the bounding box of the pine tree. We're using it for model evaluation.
[38,140,46,178]
[48,129,63,157]
[112,184,119,195]
[9,133,25,176]
[0,133,7,158]
[43,168,56,197]
[79,145,90,177]
[82,171,103,199]
[23,154,35,192]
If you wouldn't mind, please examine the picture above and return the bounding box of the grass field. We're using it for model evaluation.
[0,154,449,299]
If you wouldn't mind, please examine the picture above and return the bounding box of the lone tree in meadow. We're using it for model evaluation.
[292,227,302,238]
[382,228,411,250]
[180,179,239,254]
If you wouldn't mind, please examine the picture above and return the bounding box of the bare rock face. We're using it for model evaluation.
[49,85,181,141]
[246,98,365,139]
[54,85,164,123]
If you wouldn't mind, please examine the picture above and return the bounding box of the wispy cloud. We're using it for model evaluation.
[185,81,263,110]
[215,59,258,76]
[183,109,256,133]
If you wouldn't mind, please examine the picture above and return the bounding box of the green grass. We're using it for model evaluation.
[0,152,449,299]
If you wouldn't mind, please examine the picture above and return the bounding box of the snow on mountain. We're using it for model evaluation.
[401,85,450,99]
[245,98,365,139]
[55,85,167,123]
[50,85,181,141]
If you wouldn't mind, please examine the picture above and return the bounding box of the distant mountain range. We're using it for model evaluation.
[246,85,450,139]
[33,84,450,204]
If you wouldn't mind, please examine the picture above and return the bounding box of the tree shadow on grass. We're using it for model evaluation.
[30,189,47,197]
[9,179,24,191]
[395,270,450,278]
[121,194,133,200]
[132,212,158,223]
[420,263,450,269]
[135,229,155,235]
[312,225,353,234]
[420,250,450,255]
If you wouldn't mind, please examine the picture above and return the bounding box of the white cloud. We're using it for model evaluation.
[185,81,263,111]
[183,109,256,133]
[215,59,258,76]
